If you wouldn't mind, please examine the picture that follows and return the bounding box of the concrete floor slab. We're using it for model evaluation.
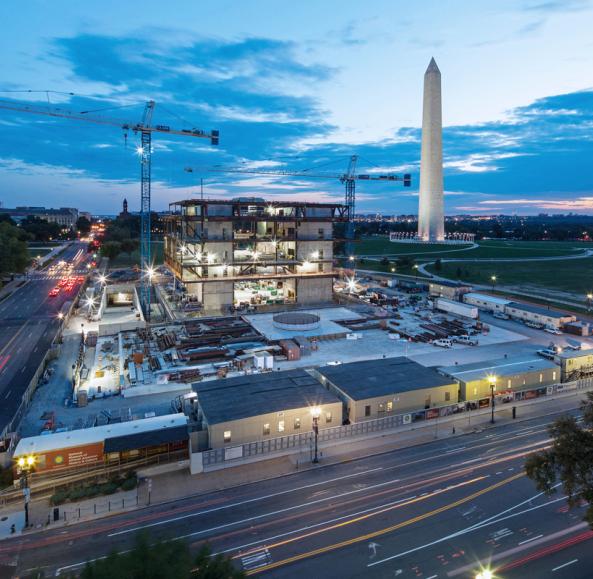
[245,306,362,341]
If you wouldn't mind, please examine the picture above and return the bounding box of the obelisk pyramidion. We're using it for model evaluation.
[418,57,444,242]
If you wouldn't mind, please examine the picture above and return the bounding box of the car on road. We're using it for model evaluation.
[544,327,562,335]
[48,287,60,297]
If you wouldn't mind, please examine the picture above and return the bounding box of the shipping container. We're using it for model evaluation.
[435,298,478,319]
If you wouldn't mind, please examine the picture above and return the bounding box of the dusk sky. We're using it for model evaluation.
[1,0,593,215]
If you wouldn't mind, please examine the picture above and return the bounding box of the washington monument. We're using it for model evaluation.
[418,57,445,242]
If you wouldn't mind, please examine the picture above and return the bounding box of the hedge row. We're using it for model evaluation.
[50,473,137,505]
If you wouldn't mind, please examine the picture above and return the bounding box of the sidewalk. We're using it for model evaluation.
[2,386,585,539]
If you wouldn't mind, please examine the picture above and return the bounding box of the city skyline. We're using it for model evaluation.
[1,0,593,215]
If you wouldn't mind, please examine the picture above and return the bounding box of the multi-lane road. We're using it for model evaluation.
[1,409,591,578]
[0,243,88,436]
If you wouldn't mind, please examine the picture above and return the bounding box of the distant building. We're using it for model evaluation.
[193,369,342,449]
[428,280,472,301]
[119,198,129,219]
[0,206,79,229]
[556,349,593,382]
[463,292,510,313]
[439,355,559,401]
[314,357,458,422]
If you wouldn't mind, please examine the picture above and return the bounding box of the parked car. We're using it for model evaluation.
[536,348,556,360]
[544,327,562,335]
[493,312,510,320]
[452,335,478,346]
[433,339,453,348]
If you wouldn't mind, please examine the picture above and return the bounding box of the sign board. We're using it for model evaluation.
[224,446,244,461]
[403,414,411,425]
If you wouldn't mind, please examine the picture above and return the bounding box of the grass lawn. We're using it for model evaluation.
[427,257,593,295]
[338,257,431,278]
[352,236,592,259]
[109,241,164,268]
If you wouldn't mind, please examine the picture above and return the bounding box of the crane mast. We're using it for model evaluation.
[0,96,219,319]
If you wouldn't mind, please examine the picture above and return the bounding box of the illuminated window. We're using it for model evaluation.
[386,401,393,412]
[223,431,231,443]
[263,423,270,436]
[294,417,301,429]
[278,420,285,433]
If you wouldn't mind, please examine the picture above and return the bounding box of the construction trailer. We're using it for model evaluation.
[164,198,348,314]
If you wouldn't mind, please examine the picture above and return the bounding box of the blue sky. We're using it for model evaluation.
[1,0,593,215]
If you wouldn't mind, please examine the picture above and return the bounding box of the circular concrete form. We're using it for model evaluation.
[272,312,321,332]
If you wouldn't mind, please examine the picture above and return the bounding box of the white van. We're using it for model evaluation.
[453,335,478,346]
[433,338,453,348]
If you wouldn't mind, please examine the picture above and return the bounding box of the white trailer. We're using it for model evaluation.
[435,298,478,319]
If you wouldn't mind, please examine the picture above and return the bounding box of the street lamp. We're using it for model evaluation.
[310,406,321,463]
[587,293,593,312]
[413,264,419,280]
[475,569,493,579]
[487,374,497,424]
[17,455,36,528]
[490,275,497,291]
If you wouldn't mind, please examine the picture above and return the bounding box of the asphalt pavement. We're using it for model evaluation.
[0,243,88,436]
[1,409,591,578]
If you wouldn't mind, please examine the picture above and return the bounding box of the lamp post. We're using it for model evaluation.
[490,275,497,291]
[17,455,36,528]
[311,406,321,463]
[488,374,497,424]
[413,264,419,281]
[587,293,593,312]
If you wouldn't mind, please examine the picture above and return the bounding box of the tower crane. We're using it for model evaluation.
[185,155,411,255]
[0,96,219,319]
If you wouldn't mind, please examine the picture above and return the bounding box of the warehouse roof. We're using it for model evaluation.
[556,348,593,360]
[506,302,573,319]
[194,369,339,425]
[104,425,188,453]
[439,356,558,383]
[14,414,188,457]
[464,293,511,306]
[316,357,455,400]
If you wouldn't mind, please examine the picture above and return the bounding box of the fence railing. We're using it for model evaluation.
[201,377,593,469]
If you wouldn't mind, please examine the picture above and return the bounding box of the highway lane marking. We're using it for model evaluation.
[4,390,11,399]
[446,497,574,576]
[0,319,29,358]
[246,473,523,575]
[426,575,438,579]
[20,366,26,373]
[519,534,544,545]
[108,467,385,537]
[114,475,403,540]
[374,484,563,572]
[228,478,485,561]
[552,559,578,572]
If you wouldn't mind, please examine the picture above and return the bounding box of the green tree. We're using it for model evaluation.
[455,267,462,278]
[20,216,62,242]
[380,256,389,267]
[0,222,30,279]
[434,258,442,272]
[120,238,139,264]
[525,392,593,527]
[100,241,122,262]
[76,216,92,235]
[79,534,244,579]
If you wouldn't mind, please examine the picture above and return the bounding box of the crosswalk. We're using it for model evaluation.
[29,270,89,280]
[240,548,273,571]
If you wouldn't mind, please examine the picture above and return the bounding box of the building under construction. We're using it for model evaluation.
[164,198,348,314]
